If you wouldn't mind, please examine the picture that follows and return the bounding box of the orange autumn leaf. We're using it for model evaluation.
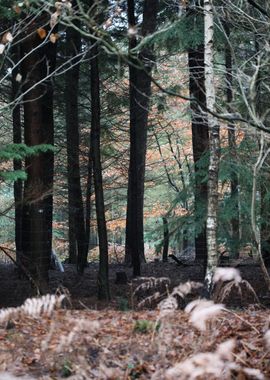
[37,28,47,39]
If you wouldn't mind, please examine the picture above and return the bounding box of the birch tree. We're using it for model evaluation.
[204,0,220,291]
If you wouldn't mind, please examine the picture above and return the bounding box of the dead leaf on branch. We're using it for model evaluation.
[37,28,46,40]
[2,32,13,44]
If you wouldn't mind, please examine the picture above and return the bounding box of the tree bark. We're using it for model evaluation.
[90,41,110,300]
[12,46,23,264]
[204,0,220,292]
[85,156,93,254]
[21,18,56,293]
[224,21,240,258]
[162,217,169,262]
[125,0,159,276]
[65,13,87,272]
[187,1,209,273]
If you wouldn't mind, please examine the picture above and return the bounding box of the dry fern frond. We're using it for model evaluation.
[21,294,65,317]
[240,368,265,380]
[171,281,203,299]
[213,267,242,283]
[137,291,162,309]
[57,318,99,353]
[264,330,270,349]
[156,281,203,317]
[0,308,17,325]
[0,294,65,326]
[216,339,235,361]
[133,277,170,296]
[185,299,224,331]
[165,339,236,379]
[215,279,260,307]
[0,373,36,380]
[158,296,178,318]
[184,299,214,314]
[164,339,264,380]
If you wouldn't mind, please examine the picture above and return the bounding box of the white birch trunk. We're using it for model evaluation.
[204,0,220,291]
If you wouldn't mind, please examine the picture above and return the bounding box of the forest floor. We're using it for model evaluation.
[0,250,269,379]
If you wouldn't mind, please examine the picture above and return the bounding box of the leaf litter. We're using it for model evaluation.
[0,304,268,379]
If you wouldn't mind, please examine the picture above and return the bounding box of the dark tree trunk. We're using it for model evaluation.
[21,19,56,293]
[253,35,270,266]
[85,158,93,254]
[162,217,169,262]
[12,47,23,264]
[188,43,209,272]
[186,0,208,275]
[125,0,159,276]
[65,15,87,272]
[90,42,110,300]
[224,22,240,258]
[68,213,77,264]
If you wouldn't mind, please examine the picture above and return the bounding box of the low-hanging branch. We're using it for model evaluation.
[0,245,40,294]
[246,0,269,17]
[149,74,270,134]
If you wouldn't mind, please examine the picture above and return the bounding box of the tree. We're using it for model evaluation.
[20,16,57,293]
[223,19,240,258]
[204,0,220,291]
[90,38,110,300]
[65,6,88,271]
[187,1,209,272]
[125,0,159,276]
[11,45,23,264]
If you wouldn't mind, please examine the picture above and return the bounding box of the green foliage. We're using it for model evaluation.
[217,138,258,252]
[0,1,18,19]
[61,359,73,378]
[0,143,55,181]
[0,187,14,243]
[133,319,160,334]
[0,143,55,161]
[137,17,204,54]
[0,170,27,182]
[117,297,129,311]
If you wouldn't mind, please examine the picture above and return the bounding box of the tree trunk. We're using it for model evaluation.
[12,46,23,264]
[90,41,110,300]
[125,0,137,269]
[224,21,240,258]
[187,1,209,273]
[125,0,159,276]
[253,35,270,267]
[65,14,87,272]
[21,18,56,293]
[162,217,169,262]
[85,157,93,254]
[204,0,220,292]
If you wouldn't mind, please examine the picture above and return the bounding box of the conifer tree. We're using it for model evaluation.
[125,0,159,276]
[20,14,57,293]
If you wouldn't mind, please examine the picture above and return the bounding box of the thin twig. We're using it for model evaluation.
[224,308,260,334]
[0,245,40,295]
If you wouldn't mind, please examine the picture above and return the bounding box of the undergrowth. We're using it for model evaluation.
[0,268,268,379]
